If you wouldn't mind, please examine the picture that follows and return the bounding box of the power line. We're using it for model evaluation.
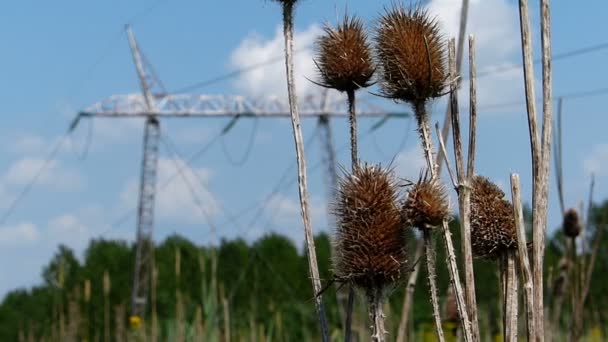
[220,117,259,166]
[172,40,608,94]
[161,134,219,238]
[0,132,72,225]
[99,128,224,237]
[172,47,311,93]
[477,41,608,78]
[479,86,608,111]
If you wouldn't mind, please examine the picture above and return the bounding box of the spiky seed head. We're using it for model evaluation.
[375,5,446,106]
[315,15,375,92]
[402,173,449,229]
[470,176,517,259]
[563,208,582,238]
[333,163,409,291]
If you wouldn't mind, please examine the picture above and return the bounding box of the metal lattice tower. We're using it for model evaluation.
[126,26,161,318]
[73,27,410,321]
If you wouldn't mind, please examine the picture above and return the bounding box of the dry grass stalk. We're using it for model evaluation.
[517,0,553,339]
[435,0,470,178]
[103,270,111,342]
[510,173,537,340]
[333,164,409,342]
[223,297,231,342]
[501,251,518,342]
[448,35,480,342]
[395,238,424,342]
[271,1,330,339]
[151,267,159,342]
[115,304,126,342]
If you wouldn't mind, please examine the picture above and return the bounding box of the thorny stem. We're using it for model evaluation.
[347,89,357,168]
[281,4,330,341]
[413,100,472,342]
[424,229,446,342]
[368,288,386,342]
[414,103,436,179]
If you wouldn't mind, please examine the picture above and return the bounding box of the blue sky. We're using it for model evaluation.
[0,0,607,298]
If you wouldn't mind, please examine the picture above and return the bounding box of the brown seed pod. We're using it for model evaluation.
[470,176,517,259]
[402,173,449,229]
[315,15,375,92]
[333,163,409,291]
[374,4,446,106]
[563,208,582,238]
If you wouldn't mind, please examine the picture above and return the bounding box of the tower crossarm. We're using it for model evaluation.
[77,93,410,119]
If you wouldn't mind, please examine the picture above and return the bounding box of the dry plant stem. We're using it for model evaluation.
[539,1,554,338]
[415,104,473,342]
[424,229,446,342]
[554,98,565,215]
[519,0,552,339]
[440,219,473,342]
[344,287,354,342]
[415,104,445,342]
[347,89,357,167]
[435,123,458,189]
[501,251,518,342]
[415,104,436,177]
[280,4,330,341]
[582,216,602,307]
[435,0,470,176]
[368,288,386,342]
[510,173,537,340]
[449,38,480,342]
[396,239,424,342]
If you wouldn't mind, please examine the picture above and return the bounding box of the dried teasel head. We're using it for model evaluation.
[315,14,375,92]
[375,4,446,108]
[333,163,409,291]
[402,173,449,230]
[563,208,582,238]
[470,176,517,259]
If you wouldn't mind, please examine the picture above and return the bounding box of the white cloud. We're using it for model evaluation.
[427,0,526,111]
[394,145,427,179]
[3,157,84,191]
[230,25,323,98]
[0,223,39,245]
[120,157,220,225]
[584,143,608,176]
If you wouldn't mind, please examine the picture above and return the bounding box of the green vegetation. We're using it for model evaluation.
[0,201,606,341]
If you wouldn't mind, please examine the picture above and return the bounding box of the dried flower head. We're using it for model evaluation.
[402,173,449,229]
[375,5,446,105]
[563,208,582,238]
[333,163,409,291]
[315,15,375,92]
[470,176,517,259]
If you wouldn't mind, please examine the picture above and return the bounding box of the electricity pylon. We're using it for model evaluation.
[72,26,410,321]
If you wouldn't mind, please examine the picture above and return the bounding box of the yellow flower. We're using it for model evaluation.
[129,315,142,330]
